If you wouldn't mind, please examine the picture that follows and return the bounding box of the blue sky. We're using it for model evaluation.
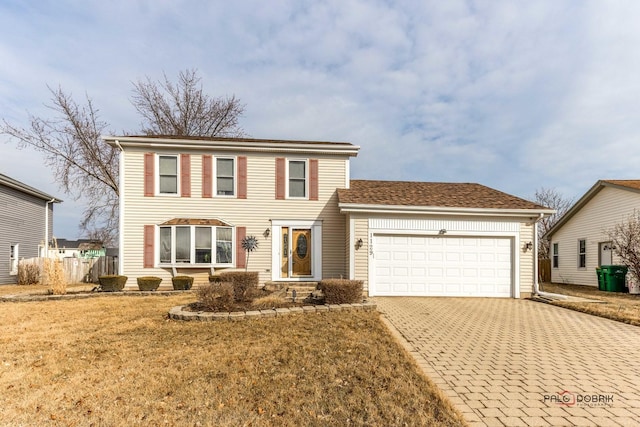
[2,1,640,239]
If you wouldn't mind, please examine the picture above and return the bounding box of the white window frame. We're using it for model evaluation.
[156,154,180,196]
[157,225,235,267]
[552,242,559,268]
[578,239,586,269]
[9,243,18,275]
[214,156,236,197]
[286,158,308,199]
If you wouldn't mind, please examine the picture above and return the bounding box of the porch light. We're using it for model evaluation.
[355,238,363,249]
[263,228,270,238]
[438,229,447,235]
[523,241,533,252]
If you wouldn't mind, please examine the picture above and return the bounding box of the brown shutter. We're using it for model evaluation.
[275,157,285,200]
[202,155,212,198]
[238,156,247,199]
[181,154,191,197]
[144,153,154,197]
[309,159,318,201]
[143,225,154,268]
[236,226,246,269]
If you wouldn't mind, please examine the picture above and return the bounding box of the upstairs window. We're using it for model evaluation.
[578,239,586,268]
[552,243,559,268]
[216,158,235,196]
[288,160,306,198]
[158,155,178,194]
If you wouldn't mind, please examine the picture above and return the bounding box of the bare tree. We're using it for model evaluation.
[2,86,119,245]
[3,70,245,244]
[131,69,245,137]
[607,211,640,283]
[534,187,573,259]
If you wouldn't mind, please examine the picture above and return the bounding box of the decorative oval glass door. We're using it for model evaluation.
[292,229,311,276]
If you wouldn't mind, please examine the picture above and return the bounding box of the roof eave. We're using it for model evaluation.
[102,135,360,157]
[0,175,62,202]
[544,180,611,239]
[339,203,555,218]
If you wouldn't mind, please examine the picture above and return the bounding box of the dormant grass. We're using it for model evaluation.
[0,293,466,426]
[541,282,640,326]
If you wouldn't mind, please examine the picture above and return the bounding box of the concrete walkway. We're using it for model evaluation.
[375,297,640,427]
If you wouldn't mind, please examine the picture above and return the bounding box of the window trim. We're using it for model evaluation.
[286,158,308,199]
[214,156,237,197]
[157,225,235,267]
[552,242,559,268]
[578,239,586,269]
[156,154,181,196]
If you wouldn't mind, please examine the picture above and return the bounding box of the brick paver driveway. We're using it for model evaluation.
[375,297,640,427]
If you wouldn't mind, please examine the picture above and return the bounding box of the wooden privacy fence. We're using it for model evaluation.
[538,258,551,283]
[19,256,118,284]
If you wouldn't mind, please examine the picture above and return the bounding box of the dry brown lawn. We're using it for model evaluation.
[0,292,466,426]
[541,282,640,326]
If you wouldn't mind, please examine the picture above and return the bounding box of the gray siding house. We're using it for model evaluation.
[0,174,61,284]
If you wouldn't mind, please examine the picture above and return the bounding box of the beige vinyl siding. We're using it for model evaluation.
[353,215,370,291]
[345,213,351,278]
[551,187,640,287]
[121,148,348,288]
[518,222,535,297]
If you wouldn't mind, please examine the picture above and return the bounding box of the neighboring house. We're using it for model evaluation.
[0,173,61,285]
[545,180,640,287]
[103,135,552,298]
[48,238,106,260]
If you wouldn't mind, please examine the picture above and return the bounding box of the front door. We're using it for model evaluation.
[600,242,613,266]
[281,228,312,277]
[292,229,312,276]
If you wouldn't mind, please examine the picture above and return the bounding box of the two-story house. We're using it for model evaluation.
[104,135,553,298]
[0,173,61,285]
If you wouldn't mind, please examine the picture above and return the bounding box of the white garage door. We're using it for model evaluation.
[373,234,513,297]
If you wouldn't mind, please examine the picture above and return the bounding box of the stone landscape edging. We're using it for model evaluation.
[0,290,192,303]
[168,301,378,321]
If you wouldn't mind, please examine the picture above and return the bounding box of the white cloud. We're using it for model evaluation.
[2,0,640,237]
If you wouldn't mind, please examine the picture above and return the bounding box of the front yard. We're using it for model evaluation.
[540,282,640,326]
[0,291,466,426]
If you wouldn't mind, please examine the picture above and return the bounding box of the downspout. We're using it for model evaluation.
[44,198,56,258]
[533,213,568,300]
[115,140,124,275]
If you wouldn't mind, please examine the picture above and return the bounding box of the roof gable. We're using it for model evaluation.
[545,180,640,238]
[338,180,548,211]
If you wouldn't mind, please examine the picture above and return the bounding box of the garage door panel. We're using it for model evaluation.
[373,234,513,297]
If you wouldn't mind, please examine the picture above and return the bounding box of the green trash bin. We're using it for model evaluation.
[601,265,628,292]
[596,267,604,291]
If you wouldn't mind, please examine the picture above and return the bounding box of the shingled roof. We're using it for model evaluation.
[338,180,547,210]
[600,180,640,191]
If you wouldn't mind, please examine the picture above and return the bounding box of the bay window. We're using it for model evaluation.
[159,225,234,266]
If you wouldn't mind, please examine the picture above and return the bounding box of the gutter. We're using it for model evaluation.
[533,212,568,300]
